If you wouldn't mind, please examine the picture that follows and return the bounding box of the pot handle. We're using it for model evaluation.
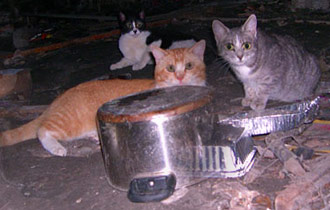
[127,174,176,203]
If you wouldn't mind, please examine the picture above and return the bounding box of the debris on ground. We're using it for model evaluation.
[0,1,329,209]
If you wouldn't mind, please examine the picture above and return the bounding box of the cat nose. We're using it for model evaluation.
[237,54,243,61]
[175,73,185,81]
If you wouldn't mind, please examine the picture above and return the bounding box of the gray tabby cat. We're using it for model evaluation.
[212,14,321,110]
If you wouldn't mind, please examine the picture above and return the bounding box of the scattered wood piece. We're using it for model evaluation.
[275,155,330,210]
[1,19,171,59]
[189,17,287,22]
[23,13,117,21]
[189,16,330,25]
[243,158,279,184]
[294,19,330,25]
[1,29,119,59]
[265,126,310,176]
[256,145,275,159]
[253,195,272,210]
[314,119,330,125]
[211,181,271,209]
[304,139,330,148]
[283,157,306,176]
[252,134,267,141]
[0,69,32,99]
[0,105,47,119]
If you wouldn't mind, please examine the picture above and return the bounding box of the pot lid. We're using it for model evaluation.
[98,86,213,123]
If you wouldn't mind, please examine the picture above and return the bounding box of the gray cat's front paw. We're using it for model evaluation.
[250,99,267,111]
[241,97,252,107]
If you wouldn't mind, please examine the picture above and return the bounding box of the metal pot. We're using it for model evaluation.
[97,86,214,202]
[97,86,256,202]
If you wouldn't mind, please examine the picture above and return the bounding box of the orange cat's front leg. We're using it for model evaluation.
[37,126,67,156]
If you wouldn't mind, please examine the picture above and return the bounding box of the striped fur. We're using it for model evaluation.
[0,40,206,156]
[212,14,320,110]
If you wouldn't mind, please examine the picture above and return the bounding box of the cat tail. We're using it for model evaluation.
[0,116,43,146]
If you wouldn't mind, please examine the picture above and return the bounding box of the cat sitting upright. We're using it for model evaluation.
[0,40,206,156]
[110,10,196,71]
[212,14,321,111]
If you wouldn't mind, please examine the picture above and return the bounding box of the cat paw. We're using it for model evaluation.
[250,100,267,111]
[48,146,67,156]
[86,132,100,144]
[132,63,145,71]
[241,98,252,107]
[110,64,119,70]
[39,138,68,156]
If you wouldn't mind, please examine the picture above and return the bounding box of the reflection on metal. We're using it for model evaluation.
[97,86,215,191]
[97,86,320,193]
[191,144,256,178]
[219,96,320,135]
[151,116,171,172]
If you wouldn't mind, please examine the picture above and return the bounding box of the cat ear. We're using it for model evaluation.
[139,11,145,20]
[189,40,206,61]
[150,45,167,64]
[242,14,257,38]
[212,20,230,44]
[119,12,126,22]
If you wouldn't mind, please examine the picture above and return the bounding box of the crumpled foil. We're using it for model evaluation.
[218,96,320,136]
[176,124,257,178]
[186,96,320,178]
[189,137,256,178]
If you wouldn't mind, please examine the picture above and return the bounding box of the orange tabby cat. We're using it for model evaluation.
[0,40,206,156]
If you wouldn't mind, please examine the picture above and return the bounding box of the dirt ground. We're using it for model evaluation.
[0,1,329,210]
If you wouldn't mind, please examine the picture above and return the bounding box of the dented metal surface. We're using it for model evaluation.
[218,96,320,136]
[188,124,256,178]
[97,86,256,192]
[98,85,320,194]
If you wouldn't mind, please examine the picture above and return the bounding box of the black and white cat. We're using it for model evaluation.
[110,11,196,71]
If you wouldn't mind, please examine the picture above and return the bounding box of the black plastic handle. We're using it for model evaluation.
[127,174,176,203]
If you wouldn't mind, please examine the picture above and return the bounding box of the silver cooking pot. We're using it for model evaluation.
[97,86,255,202]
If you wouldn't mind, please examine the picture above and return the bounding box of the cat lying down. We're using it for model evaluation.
[0,40,206,156]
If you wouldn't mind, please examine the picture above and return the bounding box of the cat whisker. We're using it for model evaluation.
[212,58,231,73]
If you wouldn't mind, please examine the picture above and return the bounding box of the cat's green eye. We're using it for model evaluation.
[126,22,132,28]
[185,62,193,70]
[136,22,143,28]
[166,65,176,72]
[243,42,252,50]
[225,43,234,51]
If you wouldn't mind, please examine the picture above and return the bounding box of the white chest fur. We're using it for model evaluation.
[233,65,253,81]
[118,31,150,62]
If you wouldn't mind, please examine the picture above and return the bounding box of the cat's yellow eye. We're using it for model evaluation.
[225,43,234,51]
[126,22,132,28]
[166,65,176,72]
[243,42,252,50]
[136,22,143,28]
[185,62,193,70]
